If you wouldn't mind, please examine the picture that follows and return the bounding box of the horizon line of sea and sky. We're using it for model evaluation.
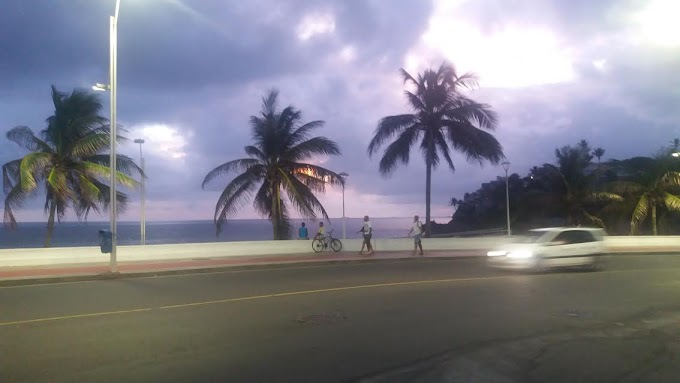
[0,216,452,249]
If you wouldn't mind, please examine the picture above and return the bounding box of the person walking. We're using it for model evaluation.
[408,215,424,256]
[298,222,309,240]
[358,215,374,255]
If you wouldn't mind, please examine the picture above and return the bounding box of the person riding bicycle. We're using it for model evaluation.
[315,222,326,240]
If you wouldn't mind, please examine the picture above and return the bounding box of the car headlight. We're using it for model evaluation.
[507,250,533,259]
[487,250,507,257]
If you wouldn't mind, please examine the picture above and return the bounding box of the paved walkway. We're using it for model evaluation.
[0,250,483,283]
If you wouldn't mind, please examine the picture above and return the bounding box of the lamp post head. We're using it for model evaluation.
[134,139,145,144]
[672,152,680,158]
[501,161,511,172]
[92,83,110,92]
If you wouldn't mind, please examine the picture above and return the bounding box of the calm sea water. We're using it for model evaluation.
[0,217,449,249]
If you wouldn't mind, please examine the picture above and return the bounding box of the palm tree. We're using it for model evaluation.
[2,86,141,246]
[609,155,680,235]
[529,142,621,227]
[367,62,504,236]
[202,90,342,240]
[592,147,605,163]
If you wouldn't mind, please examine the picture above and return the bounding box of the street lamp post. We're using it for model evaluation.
[501,161,511,236]
[134,139,146,245]
[94,0,122,272]
[339,172,349,240]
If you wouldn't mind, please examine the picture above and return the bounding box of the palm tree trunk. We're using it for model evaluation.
[44,201,56,247]
[425,136,434,237]
[271,183,279,240]
[652,204,657,235]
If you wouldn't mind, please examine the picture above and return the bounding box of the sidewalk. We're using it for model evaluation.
[0,249,484,284]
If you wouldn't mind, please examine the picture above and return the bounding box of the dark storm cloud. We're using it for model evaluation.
[2,0,679,222]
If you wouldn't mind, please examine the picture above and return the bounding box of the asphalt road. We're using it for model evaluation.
[2,254,680,382]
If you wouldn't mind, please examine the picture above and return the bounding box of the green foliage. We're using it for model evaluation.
[2,86,142,246]
[202,90,342,240]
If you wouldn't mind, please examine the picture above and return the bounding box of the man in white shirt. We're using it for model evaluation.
[408,215,424,256]
[358,215,374,255]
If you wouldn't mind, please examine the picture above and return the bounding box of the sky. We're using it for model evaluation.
[1,0,679,223]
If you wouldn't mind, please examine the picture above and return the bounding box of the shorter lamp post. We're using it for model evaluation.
[339,172,349,240]
[501,161,511,236]
[134,138,146,245]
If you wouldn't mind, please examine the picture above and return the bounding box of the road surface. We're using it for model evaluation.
[2,254,680,382]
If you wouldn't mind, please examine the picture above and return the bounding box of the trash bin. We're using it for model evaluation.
[99,230,112,253]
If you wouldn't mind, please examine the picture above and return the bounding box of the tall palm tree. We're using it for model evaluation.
[367,62,504,236]
[2,86,142,246]
[609,155,680,235]
[202,90,342,240]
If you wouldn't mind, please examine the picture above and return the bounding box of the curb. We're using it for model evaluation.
[0,255,482,287]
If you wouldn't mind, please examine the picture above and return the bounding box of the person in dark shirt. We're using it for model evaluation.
[298,222,309,240]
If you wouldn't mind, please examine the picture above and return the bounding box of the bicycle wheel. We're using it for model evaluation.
[312,239,325,253]
[330,238,343,252]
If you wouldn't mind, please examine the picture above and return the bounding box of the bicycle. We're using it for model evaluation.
[312,229,343,253]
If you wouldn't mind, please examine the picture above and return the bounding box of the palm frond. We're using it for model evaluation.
[201,158,261,189]
[244,145,266,161]
[281,170,330,220]
[661,171,680,187]
[367,115,417,156]
[86,154,144,177]
[399,68,420,88]
[253,182,272,217]
[2,159,22,195]
[582,209,606,228]
[292,163,343,190]
[287,120,325,146]
[213,170,260,223]
[451,72,480,90]
[404,91,425,111]
[69,133,110,158]
[285,137,341,162]
[444,121,504,165]
[630,194,649,234]
[46,167,73,202]
[663,192,680,212]
[3,184,28,229]
[588,191,623,203]
[444,97,498,131]
[378,125,421,176]
[76,161,139,189]
[19,152,52,191]
[6,126,53,153]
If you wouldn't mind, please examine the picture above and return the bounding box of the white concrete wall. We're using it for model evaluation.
[0,236,677,267]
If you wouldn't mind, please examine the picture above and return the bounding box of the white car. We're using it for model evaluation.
[487,227,607,271]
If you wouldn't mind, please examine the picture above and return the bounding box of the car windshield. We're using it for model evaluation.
[516,231,548,243]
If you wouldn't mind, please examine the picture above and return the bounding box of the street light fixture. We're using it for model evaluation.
[103,0,121,273]
[92,83,110,91]
[134,139,146,245]
[501,161,511,236]
[672,152,679,157]
[339,172,349,240]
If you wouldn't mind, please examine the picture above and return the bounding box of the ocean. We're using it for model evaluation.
[0,217,451,249]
